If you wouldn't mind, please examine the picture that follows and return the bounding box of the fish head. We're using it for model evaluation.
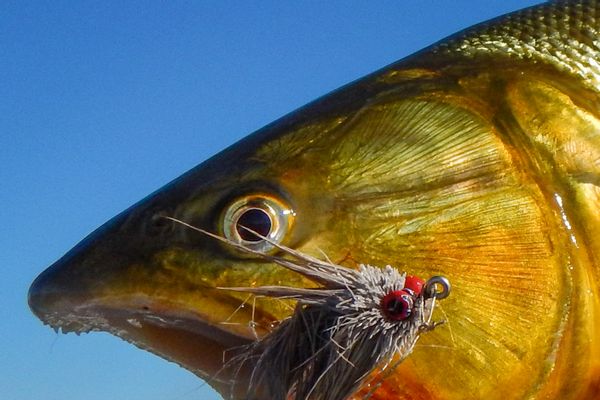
[29,1,600,399]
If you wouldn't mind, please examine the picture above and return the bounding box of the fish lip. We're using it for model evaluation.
[30,290,253,342]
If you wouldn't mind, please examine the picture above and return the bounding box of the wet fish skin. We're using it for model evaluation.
[29,1,600,399]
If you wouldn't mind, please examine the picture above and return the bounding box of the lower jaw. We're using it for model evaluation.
[43,302,255,397]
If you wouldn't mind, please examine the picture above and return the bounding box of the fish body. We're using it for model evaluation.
[29,1,600,399]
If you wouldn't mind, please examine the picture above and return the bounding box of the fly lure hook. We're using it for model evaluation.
[164,217,451,400]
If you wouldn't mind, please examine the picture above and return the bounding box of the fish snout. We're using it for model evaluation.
[27,206,157,332]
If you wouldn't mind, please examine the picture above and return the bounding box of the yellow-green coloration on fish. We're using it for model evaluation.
[28,1,600,399]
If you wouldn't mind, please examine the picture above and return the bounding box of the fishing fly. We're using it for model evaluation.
[165,217,450,400]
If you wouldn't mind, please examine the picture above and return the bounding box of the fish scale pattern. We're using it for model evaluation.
[434,0,600,92]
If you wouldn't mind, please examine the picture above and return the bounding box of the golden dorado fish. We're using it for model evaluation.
[29,1,600,399]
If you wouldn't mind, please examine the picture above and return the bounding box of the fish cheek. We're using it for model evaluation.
[312,97,572,398]
[138,245,305,335]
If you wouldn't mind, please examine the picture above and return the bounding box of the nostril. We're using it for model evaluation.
[146,209,175,236]
[151,213,168,227]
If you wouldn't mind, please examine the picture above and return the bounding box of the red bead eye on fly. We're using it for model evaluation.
[403,275,425,296]
[381,290,414,321]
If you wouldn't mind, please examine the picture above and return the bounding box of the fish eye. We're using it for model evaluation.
[236,208,272,241]
[381,290,413,321]
[222,194,294,253]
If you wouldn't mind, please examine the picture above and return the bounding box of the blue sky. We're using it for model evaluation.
[2,1,539,399]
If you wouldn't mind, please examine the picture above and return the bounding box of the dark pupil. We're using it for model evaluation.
[386,297,405,316]
[236,208,272,242]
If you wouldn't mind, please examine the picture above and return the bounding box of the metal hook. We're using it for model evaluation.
[424,276,451,300]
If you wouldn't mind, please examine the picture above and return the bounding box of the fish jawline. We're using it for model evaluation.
[39,300,252,396]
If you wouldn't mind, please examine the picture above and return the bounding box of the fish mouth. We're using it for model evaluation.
[28,278,255,393]
[29,287,246,343]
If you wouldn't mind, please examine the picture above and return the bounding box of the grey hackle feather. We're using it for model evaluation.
[163,217,449,400]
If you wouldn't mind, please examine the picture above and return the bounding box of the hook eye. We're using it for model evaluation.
[424,276,451,300]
